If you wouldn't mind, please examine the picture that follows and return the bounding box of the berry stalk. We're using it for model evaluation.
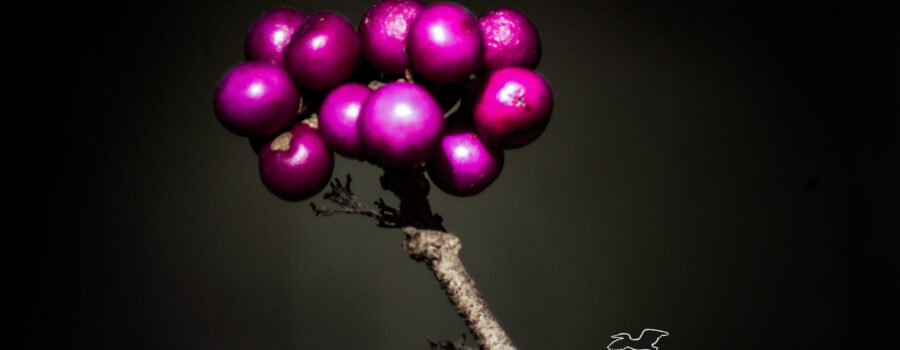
[404,227,516,350]
[311,168,515,350]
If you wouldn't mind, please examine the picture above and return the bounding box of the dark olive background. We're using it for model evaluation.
[32,0,897,349]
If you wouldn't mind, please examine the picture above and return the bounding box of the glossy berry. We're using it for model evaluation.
[407,3,483,83]
[213,62,300,138]
[258,122,334,201]
[479,7,541,71]
[472,67,553,149]
[358,82,444,167]
[318,83,372,159]
[244,8,307,65]
[359,0,425,74]
[284,12,360,92]
[427,118,504,196]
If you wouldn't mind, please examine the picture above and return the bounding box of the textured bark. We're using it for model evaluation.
[312,168,516,350]
[404,227,515,350]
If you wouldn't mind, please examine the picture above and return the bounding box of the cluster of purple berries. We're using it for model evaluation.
[213,0,552,201]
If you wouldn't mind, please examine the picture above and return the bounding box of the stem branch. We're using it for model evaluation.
[311,168,516,350]
[404,227,515,350]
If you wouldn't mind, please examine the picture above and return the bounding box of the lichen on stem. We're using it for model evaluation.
[311,167,516,350]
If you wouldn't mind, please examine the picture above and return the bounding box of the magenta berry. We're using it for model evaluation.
[213,62,301,138]
[258,122,334,201]
[318,83,372,159]
[244,8,307,65]
[407,3,483,83]
[427,119,504,196]
[472,67,553,149]
[359,0,425,74]
[284,11,360,92]
[479,7,541,71]
[359,82,444,167]
[212,5,553,203]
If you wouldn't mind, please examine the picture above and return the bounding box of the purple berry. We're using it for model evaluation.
[358,82,444,167]
[318,83,372,159]
[407,3,483,83]
[284,12,360,92]
[213,62,301,138]
[479,7,541,71]
[258,122,334,201]
[244,8,307,65]
[427,118,504,196]
[359,0,425,75]
[472,67,553,149]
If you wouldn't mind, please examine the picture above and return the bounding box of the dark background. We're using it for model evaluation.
[32,0,897,349]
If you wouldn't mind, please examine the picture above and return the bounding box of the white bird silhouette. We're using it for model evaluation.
[606,329,669,350]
